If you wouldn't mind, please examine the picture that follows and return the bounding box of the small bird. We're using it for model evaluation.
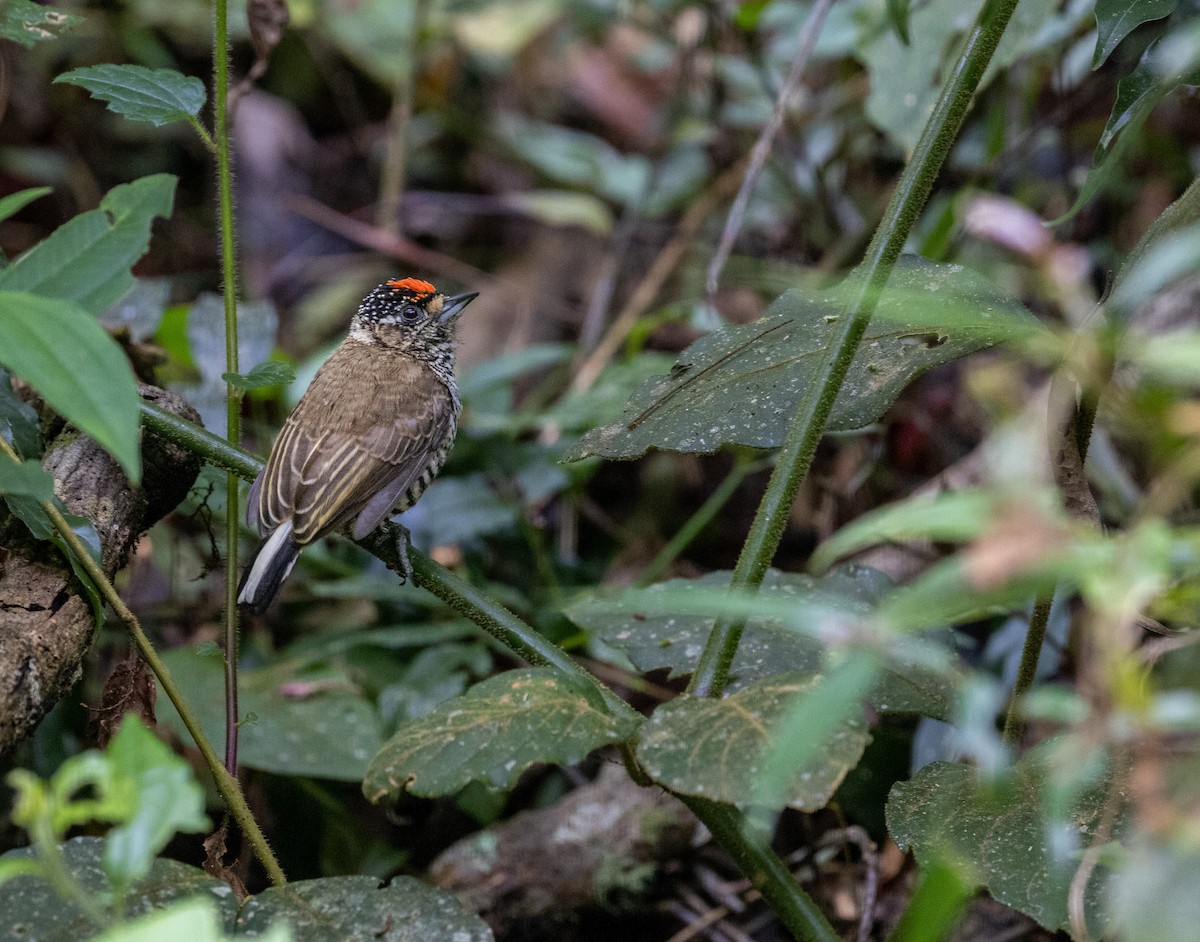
[237,277,477,613]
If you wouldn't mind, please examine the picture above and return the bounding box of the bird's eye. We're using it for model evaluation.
[400,305,421,322]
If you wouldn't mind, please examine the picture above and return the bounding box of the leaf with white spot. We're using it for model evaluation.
[635,673,870,811]
[887,740,1126,935]
[568,256,1042,461]
[363,668,640,802]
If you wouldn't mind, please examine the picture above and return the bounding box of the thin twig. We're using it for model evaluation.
[571,161,747,394]
[706,0,838,300]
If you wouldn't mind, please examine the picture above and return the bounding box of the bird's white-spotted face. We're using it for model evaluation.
[348,277,458,354]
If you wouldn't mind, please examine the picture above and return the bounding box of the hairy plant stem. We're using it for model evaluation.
[688,0,1022,699]
[213,0,242,777]
[138,401,836,942]
[0,437,287,888]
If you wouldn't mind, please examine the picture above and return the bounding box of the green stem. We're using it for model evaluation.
[213,0,242,777]
[187,116,217,154]
[683,798,839,942]
[0,438,287,888]
[688,0,1022,699]
[1003,593,1052,743]
[137,402,835,936]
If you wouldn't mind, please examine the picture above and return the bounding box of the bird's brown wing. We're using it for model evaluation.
[250,344,454,545]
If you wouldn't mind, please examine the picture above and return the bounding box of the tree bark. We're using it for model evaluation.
[0,386,202,755]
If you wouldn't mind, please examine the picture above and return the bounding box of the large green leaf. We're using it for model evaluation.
[887,742,1124,935]
[1092,0,1178,68]
[0,838,236,939]
[568,257,1041,461]
[0,0,81,47]
[0,174,176,315]
[0,838,493,942]
[635,673,870,811]
[363,668,640,802]
[241,876,494,941]
[0,292,142,481]
[156,646,384,781]
[565,569,956,718]
[55,65,206,128]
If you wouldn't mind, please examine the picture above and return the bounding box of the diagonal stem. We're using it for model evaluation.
[688,0,1023,699]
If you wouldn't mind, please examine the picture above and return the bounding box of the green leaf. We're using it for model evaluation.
[568,257,1041,461]
[102,717,209,892]
[1093,0,1178,68]
[565,568,955,718]
[156,646,384,781]
[0,368,41,458]
[0,450,55,501]
[0,838,236,937]
[0,187,51,226]
[221,359,296,391]
[55,65,206,128]
[0,839,490,942]
[363,668,640,802]
[887,0,912,44]
[3,492,54,540]
[635,672,870,811]
[751,654,882,813]
[240,876,494,941]
[0,0,81,48]
[886,741,1124,935]
[0,174,176,316]
[0,292,142,482]
[1053,39,1200,226]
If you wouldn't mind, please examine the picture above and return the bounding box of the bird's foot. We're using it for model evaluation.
[384,520,414,584]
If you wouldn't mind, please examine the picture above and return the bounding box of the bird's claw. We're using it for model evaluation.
[388,521,414,585]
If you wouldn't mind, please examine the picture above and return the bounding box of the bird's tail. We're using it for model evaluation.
[237,521,300,614]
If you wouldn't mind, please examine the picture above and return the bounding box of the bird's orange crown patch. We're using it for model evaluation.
[387,277,436,296]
